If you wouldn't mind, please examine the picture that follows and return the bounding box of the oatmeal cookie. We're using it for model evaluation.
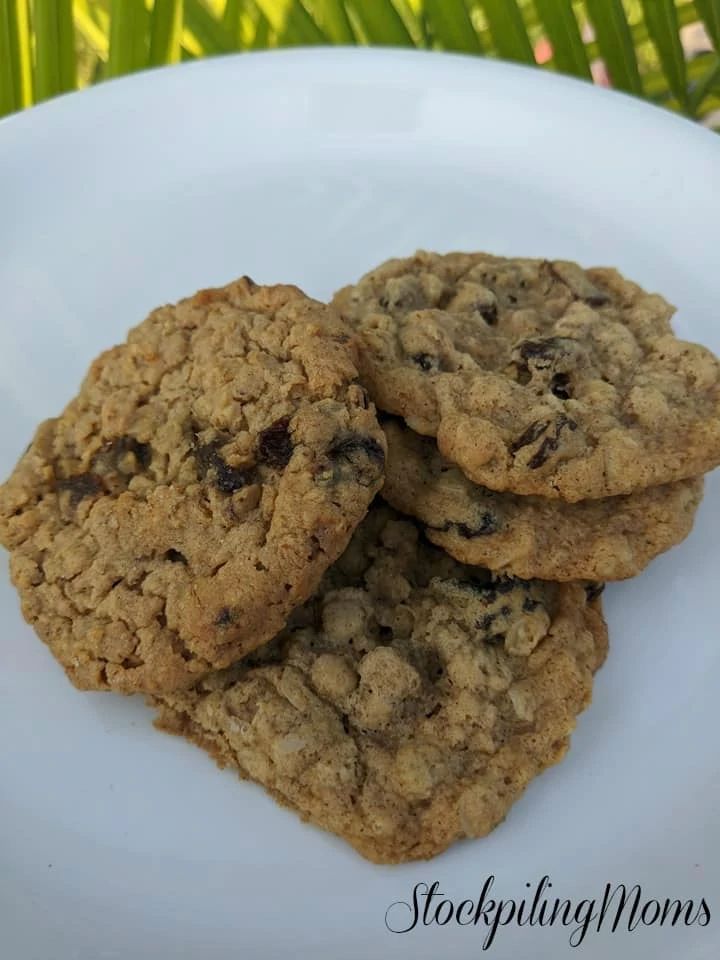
[381,419,703,581]
[332,251,720,500]
[0,278,385,693]
[153,505,607,863]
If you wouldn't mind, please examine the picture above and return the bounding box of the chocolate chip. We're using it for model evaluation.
[164,549,187,564]
[477,613,496,631]
[257,417,293,469]
[411,353,439,372]
[522,596,541,613]
[327,434,385,487]
[214,607,235,627]
[585,582,605,602]
[550,373,571,400]
[510,419,550,455]
[56,473,104,507]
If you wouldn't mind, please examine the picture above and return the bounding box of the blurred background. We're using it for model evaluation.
[1,0,719,127]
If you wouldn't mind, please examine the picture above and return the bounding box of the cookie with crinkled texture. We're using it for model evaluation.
[0,277,386,694]
[332,251,720,501]
[382,419,703,581]
[152,505,607,863]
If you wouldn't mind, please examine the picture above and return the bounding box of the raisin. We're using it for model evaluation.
[484,633,505,646]
[493,577,518,595]
[479,303,498,325]
[257,417,293,469]
[191,425,254,494]
[527,415,577,469]
[213,459,254,493]
[585,292,610,307]
[214,607,235,627]
[550,373,571,400]
[327,434,385,487]
[516,337,574,364]
[434,512,500,538]
[510,419,550,455]
[411,353,439,372]
[56,473,104,507]
[164,549,187,564]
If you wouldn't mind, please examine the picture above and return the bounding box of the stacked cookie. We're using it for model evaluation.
[332,252,716,583]
[1,254,718,864]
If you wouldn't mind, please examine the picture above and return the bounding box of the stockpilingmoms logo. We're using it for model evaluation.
[384,876,711,950]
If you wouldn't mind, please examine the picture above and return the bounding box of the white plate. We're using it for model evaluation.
[1,48,718,960]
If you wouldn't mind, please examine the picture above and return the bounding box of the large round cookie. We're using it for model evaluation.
[332,251,720,501]
[382,419,703,581]
[153,505,607,864]
[0,278,386,694]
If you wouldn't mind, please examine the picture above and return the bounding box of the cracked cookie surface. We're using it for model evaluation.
[382,419,703,581]
[0,277,385,693]
[332,251,720,501]
[153,505,607,863]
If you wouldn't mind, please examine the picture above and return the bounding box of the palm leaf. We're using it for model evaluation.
[276,1,329,46]
[183,0,233,52]
[479,0,535,64]
[345,0,414,46]
[640,0,688,110]
[74,0,110,59]
[250,4,273,48]
[689,53,720,112]
[533,0,591,79]
[149,0,184,66]
[221,0,242,41]
[107,0,149,77]
[304,0,355,42]
[3,0,32,110]
[57,0,77,92]
[0,1,15,115]
[423,0,483,53]
[583,0,643,95]
[33,0,62,101]
[694,0,720,49]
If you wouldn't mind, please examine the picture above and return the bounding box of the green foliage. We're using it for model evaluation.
[0,0,718,126]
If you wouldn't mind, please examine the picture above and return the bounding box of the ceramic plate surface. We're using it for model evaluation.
[1,48,718,960]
